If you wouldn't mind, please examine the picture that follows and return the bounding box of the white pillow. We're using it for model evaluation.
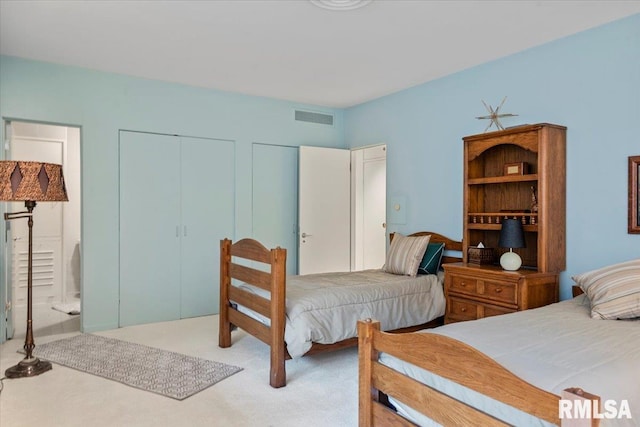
[383,233,431,277]
[572,258,640,320]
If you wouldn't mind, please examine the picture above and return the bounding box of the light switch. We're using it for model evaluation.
[388,196,406,224]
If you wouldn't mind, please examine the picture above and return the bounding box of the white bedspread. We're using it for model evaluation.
[382,295,640,426]
[236,269,445,358]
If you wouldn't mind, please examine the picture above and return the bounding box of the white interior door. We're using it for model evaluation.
[298,146,350,274]
[10,138,64,313]
[351,145,387,270]
[362,149,386,269]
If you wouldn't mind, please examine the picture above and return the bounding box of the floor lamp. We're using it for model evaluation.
[1,160,68,378]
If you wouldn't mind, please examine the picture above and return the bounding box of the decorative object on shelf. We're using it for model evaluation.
[629,156,640,234]
[475,96,518,132]
[498,209,532,225]
[0,160,69,378]
[530,186,538,225]
[467,242,495,265]
[503,162,528,176]
[468,212,535,226]
[498,218,526,271]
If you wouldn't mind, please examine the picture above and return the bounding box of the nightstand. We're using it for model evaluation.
[442,262,559,324]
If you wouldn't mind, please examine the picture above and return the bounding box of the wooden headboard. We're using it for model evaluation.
[390,231,463,264]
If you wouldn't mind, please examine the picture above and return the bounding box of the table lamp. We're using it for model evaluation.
[1,160,68,378]
[498,218,525,271]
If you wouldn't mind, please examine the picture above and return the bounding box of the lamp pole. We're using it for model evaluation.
[4,200,52,378]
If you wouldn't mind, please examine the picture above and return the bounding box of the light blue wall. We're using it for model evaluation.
[345,14,640,300]
[0,56,344,336]
[1,14,638,340]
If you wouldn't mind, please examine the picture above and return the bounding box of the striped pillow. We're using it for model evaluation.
[383,233,431,277]
[572,258,640,320]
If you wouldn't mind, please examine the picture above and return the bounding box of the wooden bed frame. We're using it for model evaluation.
[219,231,462,388]
[358,319,601,426]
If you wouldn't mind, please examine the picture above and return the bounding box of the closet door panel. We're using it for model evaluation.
[119,131,181,327]
[180,137,234,318]
[252,143,298,276]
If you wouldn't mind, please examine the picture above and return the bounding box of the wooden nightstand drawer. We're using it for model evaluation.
[449,274,517,305]
[483,281,517,305]
[448,297,479,321]
[447,296,515,323]
[449,275,477,293]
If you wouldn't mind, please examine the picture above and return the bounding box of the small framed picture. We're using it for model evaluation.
[629,156,640,234]
[504,162,527,176]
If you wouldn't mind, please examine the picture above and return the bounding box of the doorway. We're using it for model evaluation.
[3,120,81,339]
[351,144,387,270]
[294,144,387,274]
[250,144,386,276]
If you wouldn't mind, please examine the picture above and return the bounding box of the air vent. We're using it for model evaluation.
[295,110,334,126]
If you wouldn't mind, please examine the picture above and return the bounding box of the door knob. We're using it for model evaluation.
[301,232,312,238]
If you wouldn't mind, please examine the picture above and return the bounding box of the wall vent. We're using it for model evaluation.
[16,249,55,288]
[294,110,334,126]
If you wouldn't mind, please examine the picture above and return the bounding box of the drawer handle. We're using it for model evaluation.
[460,282,466,287]
[495,288,502,293]
[461,307,467,312]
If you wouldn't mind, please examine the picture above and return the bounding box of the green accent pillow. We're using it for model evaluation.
[417,243,445,275]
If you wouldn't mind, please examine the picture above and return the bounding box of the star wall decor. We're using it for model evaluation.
[476,96,518,132]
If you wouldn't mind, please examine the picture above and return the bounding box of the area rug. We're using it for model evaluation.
[29,334,242,400]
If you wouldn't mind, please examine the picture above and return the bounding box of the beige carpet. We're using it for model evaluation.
[0,315,359,427]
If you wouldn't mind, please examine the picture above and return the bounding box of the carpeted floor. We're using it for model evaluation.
[29,333,243,400]
[0,315,359,427]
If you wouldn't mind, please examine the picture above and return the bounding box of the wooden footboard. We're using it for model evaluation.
[219,238,288,388]
[357,319,600,427]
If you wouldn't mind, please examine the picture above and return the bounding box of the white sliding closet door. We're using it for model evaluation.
[119,132,181,326]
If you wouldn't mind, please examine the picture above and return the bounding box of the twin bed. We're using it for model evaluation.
[218,231,462,388]
[219,231,639,426]
[358,263,640,426]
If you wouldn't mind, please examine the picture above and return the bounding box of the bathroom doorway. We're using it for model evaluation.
[3,120,81,339]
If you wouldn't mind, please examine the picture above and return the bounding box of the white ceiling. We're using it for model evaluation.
[1,1,639,108]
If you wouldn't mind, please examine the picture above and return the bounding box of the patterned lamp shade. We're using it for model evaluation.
[0,161,68,202]
[498,218,526,249]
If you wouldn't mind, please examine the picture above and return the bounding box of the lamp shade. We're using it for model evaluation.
[498,218,526,249]
[0,161,68,202]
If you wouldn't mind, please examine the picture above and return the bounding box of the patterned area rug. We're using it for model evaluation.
[30,334,242,400]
